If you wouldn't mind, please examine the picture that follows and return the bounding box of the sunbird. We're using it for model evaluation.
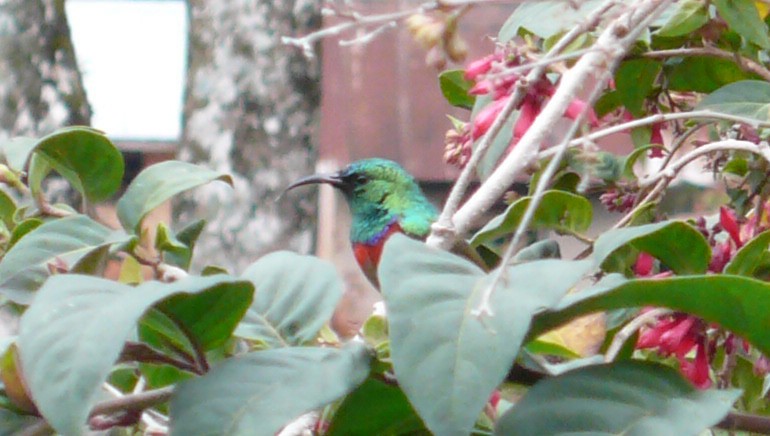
[285,158,438,287]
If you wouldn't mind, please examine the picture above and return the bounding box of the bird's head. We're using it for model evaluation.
[285,158,437,240]
[286,158,424,209]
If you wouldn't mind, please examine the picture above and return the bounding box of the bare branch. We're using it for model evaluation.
[643,47,770,82]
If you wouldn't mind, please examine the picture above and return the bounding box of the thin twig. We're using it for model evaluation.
[605,308,672,362]
[643,47,770,82]
[639,140,770,188]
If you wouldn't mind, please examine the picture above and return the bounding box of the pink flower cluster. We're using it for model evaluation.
[444,48,598,169]
[636,206,770,389]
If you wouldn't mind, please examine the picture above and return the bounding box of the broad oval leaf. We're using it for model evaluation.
[615,59,662,117]
[714,0,770,48]
[0,214,135,304]
[234,251,343,347]
[593,220,710,274]
[697,80,770,122]
[25,127,124,202]
[667,57,756,93]
[169,344,371,436]
[380,234,592,436]
[116,160,233,232]
[439,70,476,110]
[326,377,428,435]
[656,0,710,36]
[17,274,253,435]
[530,274,770,358]
[498,0,603,40]
[495,360,740,435]
[472,191,593,247]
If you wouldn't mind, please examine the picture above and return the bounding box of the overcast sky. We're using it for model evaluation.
[66,0,187,140]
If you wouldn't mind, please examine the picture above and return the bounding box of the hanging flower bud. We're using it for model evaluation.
[563,98,599,127]
[634,252,654,276]
[720,206,743,247]
[464,54,497,81]
[472,98,508,140]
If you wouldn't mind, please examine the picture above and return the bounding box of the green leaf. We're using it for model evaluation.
[155,280,253,351]
[698,80,770,122]
[494,361,740,435]
[25,127,124,202]
[116,161,233,232]
[668,57,755,93]
[0,215,135,304]
[471,191,592,247]
[161,219,206,270]
[235,251,343,346]
[17,274,253,435]
[656,0,710,36]
[169,344,371,436]
[615,59,662,117]
[379,234,592,436]
[498,0,603,40]
[714,0,770,48]
[593,221,711,275]
[439,70,476,110]
[529,274,770,358]
[327,378,429,435]
[725,230,770,275]
[7,218,42,249]
[0,190,16,229]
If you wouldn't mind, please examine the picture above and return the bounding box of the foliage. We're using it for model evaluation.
[6,0,770,435]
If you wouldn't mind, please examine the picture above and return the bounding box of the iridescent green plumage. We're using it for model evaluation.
[338,159,437,244]
[285,158,438,286]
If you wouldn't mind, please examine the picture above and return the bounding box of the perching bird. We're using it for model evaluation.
[285,158,438,287]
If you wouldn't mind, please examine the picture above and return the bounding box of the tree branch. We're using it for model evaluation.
[445,0,673,244]
[428,0,621,250]
[643,47,770,82]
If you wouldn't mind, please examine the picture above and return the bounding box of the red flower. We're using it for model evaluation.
[680,341,712,389]
[720,206,743,247]
[564,98,599,127]
[634,252,654,276]
[472,98,508,140]
[464,54,498,81]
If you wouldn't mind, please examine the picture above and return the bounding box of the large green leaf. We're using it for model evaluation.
[494,361,740,435]
[593,220,710,274]
[498,0,603,40]
[656,0,710,36]
[379,234,592,436]
[529,274,770,357]
[17,274,253,435]
[0,214,135,304]
[326,378,429,435]
[235,251,343,346]
[116,161,233,232]
[169,344,371,436]
[698,80,770,122]
[615,59,662,117]
[667,57,755,93]
[155,281,253,351]
[471,191,592,247]
[25,127,124,202]
[439,70,476,110]
[714,0,770,48]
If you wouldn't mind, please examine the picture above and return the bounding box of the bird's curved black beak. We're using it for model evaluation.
[280,172,347,199]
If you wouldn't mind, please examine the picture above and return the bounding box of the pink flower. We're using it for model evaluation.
[464,54,497,81]
[564,99,599,127]
[472,98,508,140]
[680,341,712,389]
[511,97,540,142]
[634,252,654,276]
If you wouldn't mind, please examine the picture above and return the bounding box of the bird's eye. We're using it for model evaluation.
[354,174,368,185]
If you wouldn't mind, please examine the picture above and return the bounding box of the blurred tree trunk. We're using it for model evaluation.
[178,0,322,271]
[0,0,91,139]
